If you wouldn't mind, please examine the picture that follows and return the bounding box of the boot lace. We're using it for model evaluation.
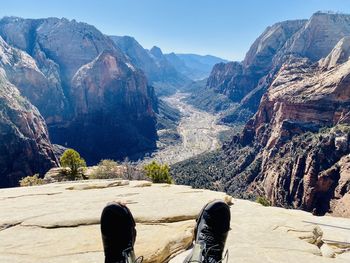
[112,247,143,263]
[187,242,229,263]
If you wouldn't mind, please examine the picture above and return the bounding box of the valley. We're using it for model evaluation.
[145,92,231,165]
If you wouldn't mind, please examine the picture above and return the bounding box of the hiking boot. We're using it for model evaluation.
[185,200,231,263]
[100,202,141,263]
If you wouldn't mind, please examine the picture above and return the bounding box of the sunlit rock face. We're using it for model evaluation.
[208,12,350,215]
[0,70,58,187]
[232,35,350,215]
[207,12,350,123]
[173,13,350,218]
[0,17,158,164]
[111,36,191,95]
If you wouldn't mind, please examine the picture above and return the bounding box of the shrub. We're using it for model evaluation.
[256,196,271,207]
[60,149,86,180]
[144,161,172,184]
[19,174,44,187]
[90,159,122,179]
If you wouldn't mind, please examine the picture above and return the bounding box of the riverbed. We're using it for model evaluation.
[146,92,231,165]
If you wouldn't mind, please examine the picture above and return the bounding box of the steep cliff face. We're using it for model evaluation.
[0,35,68,124]
[148,46,191,93]
[173,34,350,217]
[49,51,157,163]
[0,17,158,164]
[206,62,248,101]
[111,36,190,95]
[234,38,350,215]
[207,20,306,102]
[0,17,118,84]
[278,12,350,63]
[0,71,58,187]
[206,12,350,124]
[110,36,160,82]
[320,36,350,70]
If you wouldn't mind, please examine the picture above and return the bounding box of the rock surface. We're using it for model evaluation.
[172,14,350,217]
[0,180,230,262]
[0,70,58,187]
[205,12,350,123]
[0,17,158,164]
[232,42,350,214]
[0,35,67,123]
[205,19,306,122]
[57,50,157,163]
[111,36,190,95]
[1,181,350,263]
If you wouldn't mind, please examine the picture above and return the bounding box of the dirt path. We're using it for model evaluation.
[146,92,230,165]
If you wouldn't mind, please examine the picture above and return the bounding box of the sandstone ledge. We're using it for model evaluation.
[0,180,349,263]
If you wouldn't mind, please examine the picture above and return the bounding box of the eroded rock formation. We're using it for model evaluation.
[173,15,350,217]
[233,36,350,215]
[0,71,58,187]
[0,17,158,164]
[111,36,190,94]
[207,12,350,123]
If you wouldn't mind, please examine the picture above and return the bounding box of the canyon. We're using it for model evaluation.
[173,12,350,218]
[0,11,350,221]
[146,92,230,165]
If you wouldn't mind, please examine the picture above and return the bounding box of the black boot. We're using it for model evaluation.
[185,200,231,263]
[100,202,140,263]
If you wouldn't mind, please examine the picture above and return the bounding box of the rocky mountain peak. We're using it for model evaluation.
[243,19,306,73]
[149,46,164,59]
[0,71,58,187]
[320,36,350,70]
[0,35,38,70]
[0,16,121,82]
[284,12,350,62]
[109,35,140,51]
[0,17,158,169]
[72,49,148,115]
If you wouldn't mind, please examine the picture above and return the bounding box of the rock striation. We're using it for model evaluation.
[207,19,306,103]
[0,71,58,187]
[64,50,157,163]
[0,17,158,165]
[0,35,68,123]
[173,12,350,218]
[227,36,350,216]
[206,12,350,123]
[1,180,349,263]
[111,36,190,95]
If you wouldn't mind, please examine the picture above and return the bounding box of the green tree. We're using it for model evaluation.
[60,149,86,180]
[256,196,271,207]
[143,161,172,184]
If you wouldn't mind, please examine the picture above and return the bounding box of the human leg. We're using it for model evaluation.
[100,202,141,263]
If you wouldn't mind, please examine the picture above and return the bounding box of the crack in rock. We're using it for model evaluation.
[0,222,22,231]
[0,192,62,200]
[65,180,129,190]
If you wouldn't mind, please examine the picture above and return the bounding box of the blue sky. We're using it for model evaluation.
[0,0,350,60]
